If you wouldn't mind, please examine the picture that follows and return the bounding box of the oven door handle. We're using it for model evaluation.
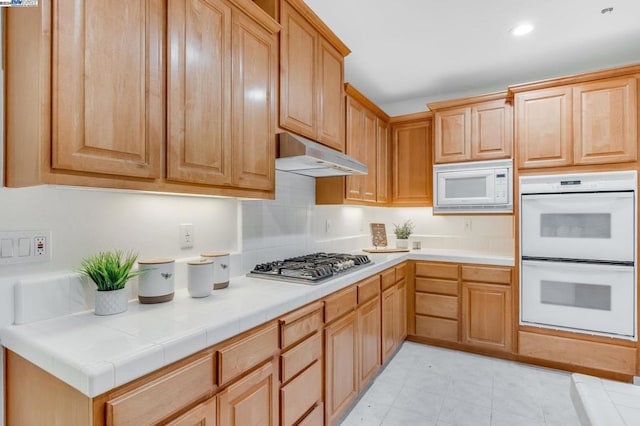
[521,259,635,272]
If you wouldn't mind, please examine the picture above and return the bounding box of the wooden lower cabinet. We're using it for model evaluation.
[357,296,381,389]
[461,282,512,352]
[381,278,405,364]
[325,310,358,425]
[281,360,322,426]
[218,359,279,426]
[297,402,324,426]
[166,397,217,426]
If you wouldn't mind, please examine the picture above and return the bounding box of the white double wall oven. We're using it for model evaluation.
[520,171,637,340]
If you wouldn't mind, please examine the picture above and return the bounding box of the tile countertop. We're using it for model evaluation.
[0,250,513,398]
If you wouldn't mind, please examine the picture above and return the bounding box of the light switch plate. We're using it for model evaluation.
[0,230,52,264]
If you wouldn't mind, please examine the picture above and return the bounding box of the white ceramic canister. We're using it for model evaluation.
[137,258,176,304]
[201,252,230,289]
[187,259,214,298]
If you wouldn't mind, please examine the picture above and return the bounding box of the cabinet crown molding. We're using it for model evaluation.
[507,63,640,95]
[345,83,390,121]
[389,110,433,124]
[283,0,351,56]
[427,91,509,111]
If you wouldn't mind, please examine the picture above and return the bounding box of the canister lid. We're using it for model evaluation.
[188,259,214,266]
[138,258,175,265]
[201,251,229,257]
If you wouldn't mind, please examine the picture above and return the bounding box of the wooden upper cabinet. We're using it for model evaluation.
[471,99,513,160]
[434,107,471,163]
[573,77,637,165]
[52,0,163,179]
[278,0,349,151]
[279,0,317,137]
[231,10,278,190]
[317,39,345,151]
[391,114,433,206]
[362,109,378,202]
[515,87,573,169]
[431,95,512,164]
[167,0,232,185]
[511,69,639,170]
[345,97,366,200]
[376,119,390,203]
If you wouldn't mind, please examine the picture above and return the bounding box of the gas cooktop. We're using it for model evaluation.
[247,252,373,284]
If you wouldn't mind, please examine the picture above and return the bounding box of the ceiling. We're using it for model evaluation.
[304,0,640,115]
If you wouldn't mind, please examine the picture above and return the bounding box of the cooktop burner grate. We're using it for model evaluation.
[247,252,373,284]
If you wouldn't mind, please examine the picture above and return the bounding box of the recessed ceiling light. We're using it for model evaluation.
[510,23,534,36]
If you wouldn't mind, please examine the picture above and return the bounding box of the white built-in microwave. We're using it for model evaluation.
[433,159,513,214]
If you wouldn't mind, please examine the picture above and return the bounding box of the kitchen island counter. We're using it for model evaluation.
[0,250,513,397]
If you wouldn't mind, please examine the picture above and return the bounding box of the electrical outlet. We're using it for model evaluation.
[34,236,47,256]
[325,219,332,234]
[464,218,473,232]
[179,223,194,249]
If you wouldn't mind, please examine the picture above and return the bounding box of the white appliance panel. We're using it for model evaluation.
[521,260,635,338]
[521,192,634,262]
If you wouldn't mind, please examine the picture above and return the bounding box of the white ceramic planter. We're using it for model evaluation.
[396,238,409,249]
[94,287,129,316]
[137,258,175,304]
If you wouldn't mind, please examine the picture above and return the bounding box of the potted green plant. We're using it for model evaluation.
[78,250,142,315]
[393,220,415,249]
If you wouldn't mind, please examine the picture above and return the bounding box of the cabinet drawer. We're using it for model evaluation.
[218,322,279,386]
[518,331,636,375]
[325,286,357,323]
[281,332,322,384]
[415,262,458,280]
[106,352,215,426]
[357,275,381,303]
[381,268,396,290]
[415,315,458,342]
[281,360,323,426]
[298,402,324,426]
[280,301,324,350]
[415,293,458,319]
[395,263,407,281]
[415,278,458,296]
[462,265,512,285]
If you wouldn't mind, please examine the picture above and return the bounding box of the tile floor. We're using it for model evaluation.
[340,342,582,426]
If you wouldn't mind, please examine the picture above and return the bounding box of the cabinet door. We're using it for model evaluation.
[434,107,471,163]
[396,279,407,343]
[381,286,396,363]
[376,118,390,203]
[166,397,216,426]
[391,118,433,205]
[573,77,637,165]
[461,282,512,352]
[231,11,277,190]
[325,311,358,425]
[357,296,381,390]
[52,0,163,178]
[362,109,378,202]
[217,360,278,426]
[515,87,572,169]
[279,0,317,138]
[471,100,513,160]
[167,0,232,185]
[317,39,345,151]
[345,96,365,201]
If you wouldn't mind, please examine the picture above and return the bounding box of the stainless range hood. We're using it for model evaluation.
[275,132,367,177]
